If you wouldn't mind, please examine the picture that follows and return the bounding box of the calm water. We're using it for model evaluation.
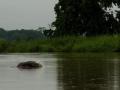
[0,53,120,90]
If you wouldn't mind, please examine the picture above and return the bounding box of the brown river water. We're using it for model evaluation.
[0,53,119,90]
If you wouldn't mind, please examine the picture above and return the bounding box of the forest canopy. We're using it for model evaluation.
[53,0,120,36]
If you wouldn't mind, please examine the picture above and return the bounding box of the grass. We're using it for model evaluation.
[0,35,120,52]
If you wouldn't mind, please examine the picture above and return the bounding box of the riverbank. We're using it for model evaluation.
[0,35,120,52]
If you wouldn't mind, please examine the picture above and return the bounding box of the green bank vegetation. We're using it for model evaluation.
[0,35,120,53]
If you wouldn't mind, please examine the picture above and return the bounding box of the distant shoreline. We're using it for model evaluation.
[0,35,119,52]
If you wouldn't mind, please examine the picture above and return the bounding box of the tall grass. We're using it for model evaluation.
[0,35,120,52]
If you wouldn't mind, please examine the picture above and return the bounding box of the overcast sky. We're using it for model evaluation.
[0,0,57,30]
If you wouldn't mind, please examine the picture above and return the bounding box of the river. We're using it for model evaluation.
[0,53,119,90]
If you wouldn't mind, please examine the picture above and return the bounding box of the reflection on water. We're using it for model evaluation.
[57,53,120,90]
[0,53,58,90]
[0,53,120,90]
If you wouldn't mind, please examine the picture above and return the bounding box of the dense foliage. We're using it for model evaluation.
[54,0,120,36]
[0,35,119,52]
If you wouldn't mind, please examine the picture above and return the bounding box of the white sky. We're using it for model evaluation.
[0,0,57,30]
[106,4,120,17]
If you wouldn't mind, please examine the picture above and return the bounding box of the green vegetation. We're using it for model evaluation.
[0,28,45,40]
[0,35,120,52]
[0,1,120,52]
[53,0,120,36]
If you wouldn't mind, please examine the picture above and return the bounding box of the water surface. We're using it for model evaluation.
[0,53,119,90]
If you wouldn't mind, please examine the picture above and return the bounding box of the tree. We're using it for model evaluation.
[53,0,120,36]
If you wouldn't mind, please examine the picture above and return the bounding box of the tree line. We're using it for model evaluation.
[0,28,46,40]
